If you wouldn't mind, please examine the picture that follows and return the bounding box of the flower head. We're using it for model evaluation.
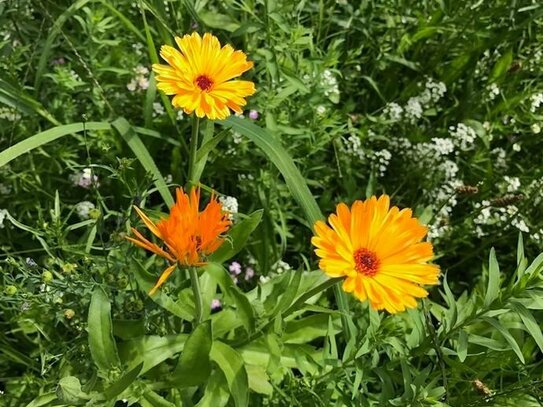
[152,32,256,120]
[127,188,231,294]
[311,195,440,313]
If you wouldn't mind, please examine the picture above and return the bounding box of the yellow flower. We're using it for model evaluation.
[127,188,231,295]
[311,195,440,313]
[152,32,256,120]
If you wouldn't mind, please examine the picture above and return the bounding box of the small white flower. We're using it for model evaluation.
[75,201,95,220]
[0,209,9,228]
[0,107,22,121]
[219,195,238,219]
[383,102,403,122]
[504,176,520,192]
[512,143,521,152]
[404,97,423,123]
[532,123,541,134]
[316,105,327,116]
[341,135,364,160]
[530,93,543,113]
[486,83,500,101]
[126,79,137,92]
[152,102,165,117]
[272,260,292,274]
[71,168,98,189]
[259,275,271,284]
[449,123,477,150]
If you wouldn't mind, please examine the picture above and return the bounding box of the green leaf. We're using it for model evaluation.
[133,260,193,321]
[482,317,525,363]
[484,248,500,307]
[246,364,273,395]
[509,302,543,353]
[205,263,256,334]
[88,288,120,374]
[210,341,249,407]
[174,321,213,386]
[141,390,176,407]
[195,370,230,407]
[25,393,58,407]
[104,363,143,400]
[0,122,111,168]
[112,118,174,207]
[210,210,263,263]
[218,117,323,227]
[489,49,513,82]
[118,333,187,374]
[56,376,89,403]
[457,330,468,362]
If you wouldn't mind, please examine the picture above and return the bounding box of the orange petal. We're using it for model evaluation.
[133,206,163,239]
[149,264,177,296]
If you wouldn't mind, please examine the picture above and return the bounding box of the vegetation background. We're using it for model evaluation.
[1,0,543,406]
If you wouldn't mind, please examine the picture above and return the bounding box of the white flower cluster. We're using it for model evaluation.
[418,77,447,105]
[341,134,364,160]
[0,209,8,228]
[486,83,500,101]
[474,201,529,237]
[430,137,455,156]
[127,65,150,92]
[404,97,423,123]
[152,102,165,117]
[321,69,340,102]
[491,148,507,170]
[271,259,292,275]
[70,168,99,189]
[316,105,327,116]
[219,195,238,220]
[75,201,95,220]
[372,149,392,177]
[533,228,543,245]
[503,176,520,193]
[383,102,403,122]
[530,93,543,113]
[0,107,21,121]
[384,78,446,124]
[449,123,477,150]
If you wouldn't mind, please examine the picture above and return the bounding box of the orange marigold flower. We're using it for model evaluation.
[152,32,256,120]
[311,195,440,313]
[127,188,231,295]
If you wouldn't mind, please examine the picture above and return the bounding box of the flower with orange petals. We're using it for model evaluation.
[152,32,256,120]
[311,195,440,313]
[127,188,231,294]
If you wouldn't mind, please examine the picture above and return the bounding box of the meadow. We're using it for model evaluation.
[1,0,543,406]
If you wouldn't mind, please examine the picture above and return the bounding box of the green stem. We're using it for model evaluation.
[189,267,203,325]
[333,284,354,344]
[187,115,201,188]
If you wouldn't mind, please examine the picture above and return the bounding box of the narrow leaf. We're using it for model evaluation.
[0,122,111,168]
[457,330,468,362]
[510,302,543,353]
[112,117,173,207]
[88,288,121,373]
[484,248,500,307]
[482,317,525,363]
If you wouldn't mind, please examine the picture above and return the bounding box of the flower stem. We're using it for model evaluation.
[187,115,201,188]
[189,267,203,324]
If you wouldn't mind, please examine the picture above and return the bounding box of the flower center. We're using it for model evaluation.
[195,75,213,91]
[353,248,380,276]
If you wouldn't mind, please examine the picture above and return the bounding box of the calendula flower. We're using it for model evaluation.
[312,195,440,313]
[152,32,256,120]
[127,188,231,294]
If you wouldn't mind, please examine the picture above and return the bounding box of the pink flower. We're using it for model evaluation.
[211,299,221,310]
[248,110,259,120]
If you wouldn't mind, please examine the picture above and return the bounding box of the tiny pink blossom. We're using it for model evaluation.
[248,110,259,120]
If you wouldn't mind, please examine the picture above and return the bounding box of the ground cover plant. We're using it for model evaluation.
[1,0,543,406]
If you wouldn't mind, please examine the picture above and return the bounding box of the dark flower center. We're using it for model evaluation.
[353,248,380,276]
[195,75,213,91]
